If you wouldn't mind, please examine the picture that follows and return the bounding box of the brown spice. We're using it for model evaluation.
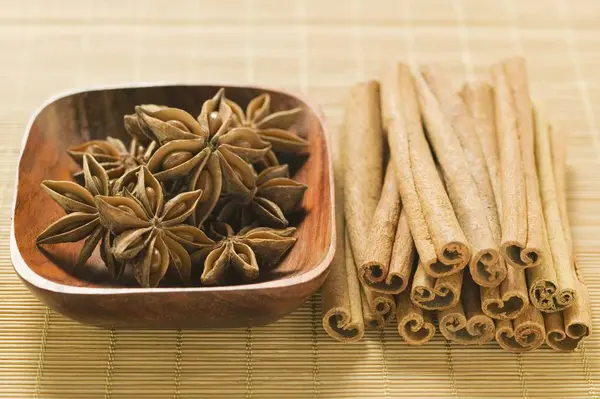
[383,63,470,278]
[492,57,543,269]
[395,289,436,345]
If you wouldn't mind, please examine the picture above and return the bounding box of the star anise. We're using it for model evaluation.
[36,154,123,275]
[132,89,272,227]
[226,93,309,155]
[216,165,307,229]
[191,222,297,286]
[94,166,206,287]
[68,136,152,181]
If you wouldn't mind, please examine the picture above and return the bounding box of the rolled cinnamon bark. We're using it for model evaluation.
[545,281,590,351]
[460,82,502,212]
[460,81,528,319]
[417,66,502,287]
[527,107,577,312]
[321,118,365,342]
[396,289,436,345]
[343,81,383,269]
[382,63,470,278]
[410,261,463,311]
[438,272,495,345]
[548,123,573,258]
[491,58,543,269]
[361,285,396,329]
[544,122,591,350]
[360,162,405,294]
[495,305,546,353]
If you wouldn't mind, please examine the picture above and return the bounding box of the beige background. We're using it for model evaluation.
[2,0,600,398]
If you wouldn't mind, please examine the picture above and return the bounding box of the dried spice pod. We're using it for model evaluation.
[226,92,308,154]
[69,137,147,180]
[136,106,204,144]
[217,165,307,230]
[395,289,436,345]
[191,223,297,286]
[95,167,203,287]
[361,285,396,329]
[124,104,166,145]
[495,306,545,353]
[492,58,543,269]
[382,63,470,278]
[527,107,577,312]
[410,261,463,311]
[37,154,110,269]
[417,66,503,287]
[438,272,495,345]
[460,81,528,320]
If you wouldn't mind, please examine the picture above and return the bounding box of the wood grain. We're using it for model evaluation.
[11,84,335,328]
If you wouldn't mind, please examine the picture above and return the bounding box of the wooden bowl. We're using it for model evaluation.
[10,84,335,329]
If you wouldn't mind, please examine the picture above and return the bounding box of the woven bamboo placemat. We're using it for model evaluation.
[1,0,600,397]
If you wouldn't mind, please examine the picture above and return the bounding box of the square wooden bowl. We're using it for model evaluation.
[10,84,335,329]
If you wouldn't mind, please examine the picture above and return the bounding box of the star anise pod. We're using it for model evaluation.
[94,166,205,288]
[191,222,297,286]
[36,154,123,275]
[216,165,307,230]
[68,136,152,181]
[132,89,272,227]
[226,93,309,155]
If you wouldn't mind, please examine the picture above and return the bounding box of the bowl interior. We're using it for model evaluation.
[13,84,333,289]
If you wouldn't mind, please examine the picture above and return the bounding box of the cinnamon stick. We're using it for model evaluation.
[461,81,528,319]
[545,281,591,351]
[410,261,463,311]
[360,162,406,294]
[438,272,495,345]
[495,305,546,353]
[417,66,503,287]
[527,107,577,311]
[396,289,436,345]
[544,122,591,350]
[548,123,572,258]
[361,285,396,329]
[343,81,383,269]
[382,63,470,278]
[491,57,543,269]
[321,118,365,342]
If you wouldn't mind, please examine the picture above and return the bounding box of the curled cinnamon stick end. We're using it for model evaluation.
[321,122,365,342]
[481,267,528,320]
[396,289,436,345]
[360,162,403,293]
[361,286,396,329]
[544,283,591,351]
[418,66,503,287]
[495,306,545,353]
[439,272,495,345]
[410,262,463,311]
[527,106,578,312]
[343,81,384,269]
[383,63,470,279]
[544,123,591,351]
[322,230,365,342]
[492,58,543,269]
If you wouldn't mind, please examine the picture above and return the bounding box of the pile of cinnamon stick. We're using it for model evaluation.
[321,56,591,352]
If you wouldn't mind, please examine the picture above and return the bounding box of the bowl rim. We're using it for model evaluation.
[10,82,336,295]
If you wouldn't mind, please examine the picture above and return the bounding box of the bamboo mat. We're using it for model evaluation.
[1,0,600,397]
